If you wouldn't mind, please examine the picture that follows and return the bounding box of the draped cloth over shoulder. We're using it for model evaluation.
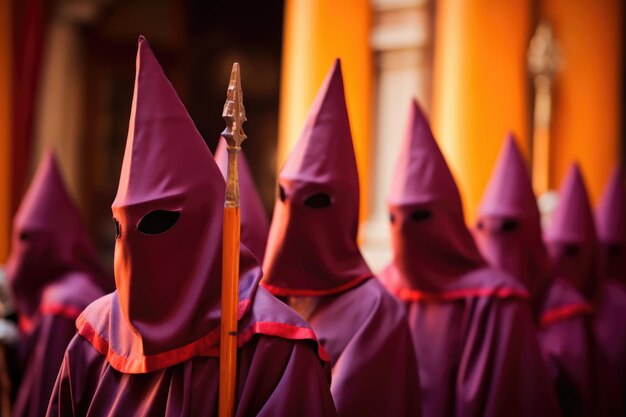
[475,137,595,417]
[379,102,559,417]
[262,61,421,417]
[6,152,112,417]
[45,36,337,417]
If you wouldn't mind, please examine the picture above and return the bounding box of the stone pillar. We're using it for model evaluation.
[360,0,434,271]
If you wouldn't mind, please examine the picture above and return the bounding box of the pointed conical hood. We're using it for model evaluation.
[383,100,484,293]
[596,167,625,246]
[109,37,261,357]
[595,167,626,283]
[262,60,372,296]
[474,134,551,297]
[6,151,110,316]
[388,100,461,207]
[478,133,540,223]
[546,164,596,244]
[545,163,597,298]
[280,59,358,190]
[215,137,269,261]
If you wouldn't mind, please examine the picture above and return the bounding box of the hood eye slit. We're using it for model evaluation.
[137,210,181,235]
[304,193,332,209]
[410,210,432,222]
[113,218,122,239]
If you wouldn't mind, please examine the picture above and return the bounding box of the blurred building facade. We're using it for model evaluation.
[1,0,624,270]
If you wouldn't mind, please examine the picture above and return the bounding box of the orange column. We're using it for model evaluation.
[279,0,372,217]
[0,0,13,261]
[431,0,533,222]
[541,0,623,202]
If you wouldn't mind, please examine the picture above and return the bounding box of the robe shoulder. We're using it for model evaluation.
[312,278,422,417]
[379,264,529,301]
[40,272,106,318]
[77,286,327,373]
[539,278,592,327]
[48,326,337,417]
[537,279,594,416]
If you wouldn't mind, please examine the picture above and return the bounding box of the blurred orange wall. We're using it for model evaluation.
[278,0,372,218]
[542,0,623,200]
[0,0,13,261]
[432,0,533,222]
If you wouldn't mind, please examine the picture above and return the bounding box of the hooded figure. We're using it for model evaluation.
[596,167,626,285]
[475,138,594,417]
[261,60,421,417]
[379,102,559,417]
[46,37,336,417]
[595,168,626,415]
[215,137,269,262]
[547,164,626,416]
[6,151,112,417]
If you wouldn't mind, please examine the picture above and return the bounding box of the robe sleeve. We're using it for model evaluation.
[538,314,593,417]
[236,335,337,417]
[456,298,561,417]
[328,297,422,417]
[14,313,78,417]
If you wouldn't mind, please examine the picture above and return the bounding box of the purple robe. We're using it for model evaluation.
[262,61,421,417]
[596,167,626,415]
[545,164,626,416]
[380,102,559,417]
[46,37,336,417]
[475,137,595,417]
[5,153,111,417]
[46,287,336,417]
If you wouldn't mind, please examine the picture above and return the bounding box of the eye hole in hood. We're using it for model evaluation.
[564,244,581,256]
[113,218,122,239]
[501,219,519,233]
[304,192,332,209]
[278,185,287,202]
[411,210,432,222]
[137,210,181,235]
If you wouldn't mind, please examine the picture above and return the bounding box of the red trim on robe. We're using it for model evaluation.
[261,274,373,297]
[393,286,530,302]
[77,317,328,374]
[19,302,84,333]
[539,302,593,328]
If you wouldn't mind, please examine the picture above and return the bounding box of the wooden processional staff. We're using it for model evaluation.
[219,62,246,417]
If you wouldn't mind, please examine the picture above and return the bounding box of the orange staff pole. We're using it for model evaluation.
[219,63,247,417]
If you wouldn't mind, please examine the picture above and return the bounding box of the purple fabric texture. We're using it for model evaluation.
[262,61,421,417]
[47,328,336,417]
[546,164,626,416]
[297,278,421,417]
[45,37,336,417]
[6,152,111,417]
[596,167,626,285]
[6,152,111,318]
[215,137,269,262]
[262,59,373,296]
[475,137,595,417]
[475,134,551,299]
[545,164,598,299]
[380,103,559,417]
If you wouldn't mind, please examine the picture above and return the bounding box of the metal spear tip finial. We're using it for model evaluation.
[221,62,247,148]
